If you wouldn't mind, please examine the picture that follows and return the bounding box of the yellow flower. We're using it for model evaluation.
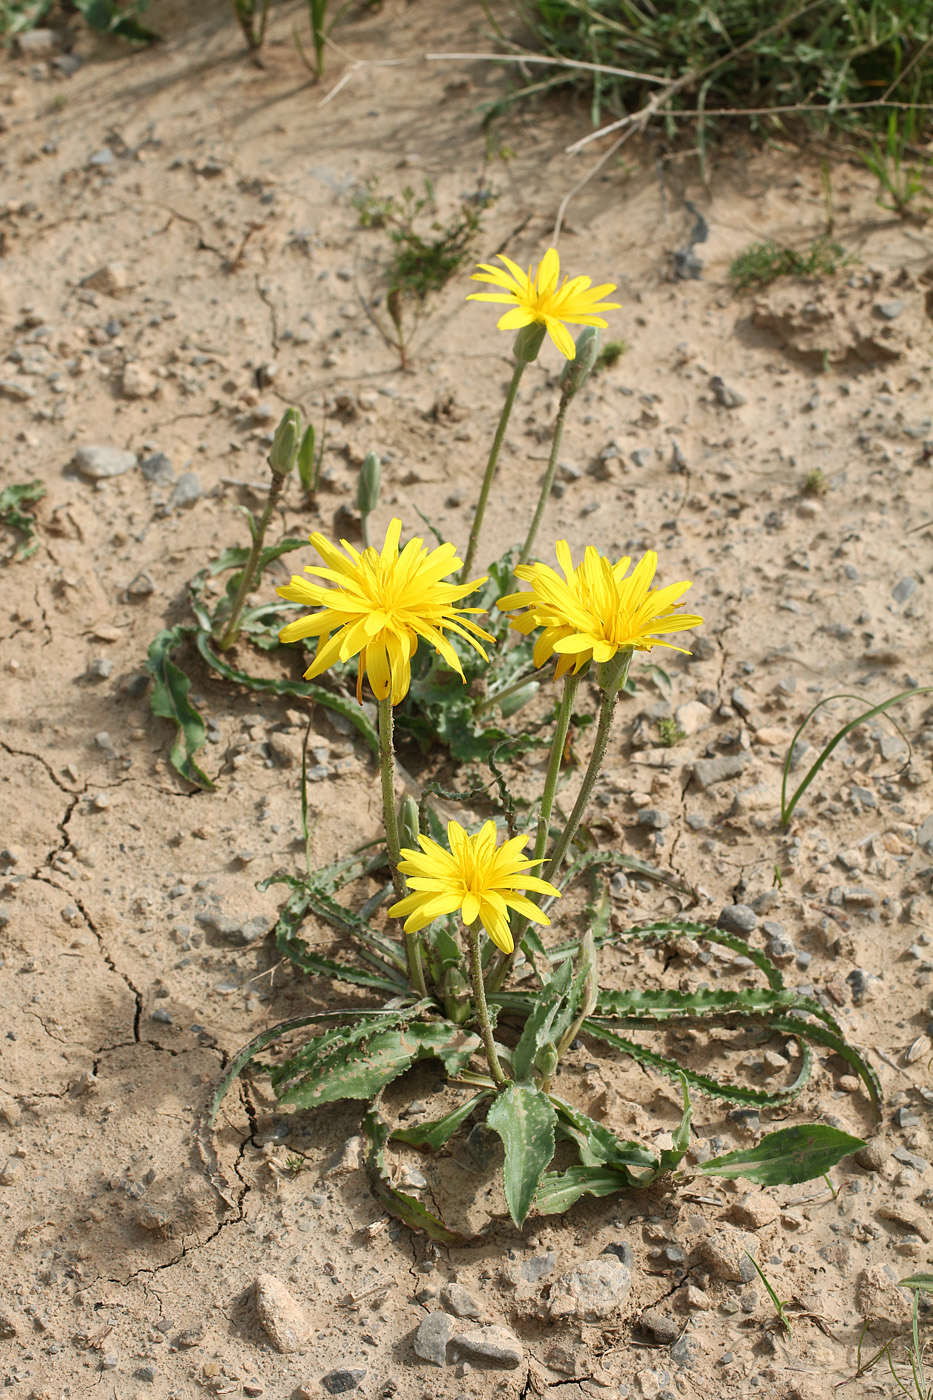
[498,545,703,680]
[277,519,494,705]
[466,247,620,360]
[388,819,560,955]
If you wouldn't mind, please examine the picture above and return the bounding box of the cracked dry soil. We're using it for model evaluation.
[1,3,932,1399]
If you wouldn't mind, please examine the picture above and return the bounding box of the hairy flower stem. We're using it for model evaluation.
[517,391,570,568]
[378,698,427,998]
[459,359,527,584]
[486,672,579,994]
[541,649,633,889]
[466,921,509,1088]
[217,471,286,651]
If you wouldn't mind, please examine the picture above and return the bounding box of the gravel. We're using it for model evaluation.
[716,904,758,934]
[692,754,745,789]
[452,1325,523,1369]
[74,444,137,480]
[413,1312,456,1366]
[548,1255,633,1321]
[253,1274,308,1353]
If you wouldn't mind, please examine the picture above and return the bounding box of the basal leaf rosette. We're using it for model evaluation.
[467,248,620,361]
[277,518,494,704]
[498,544,703,681]
[388,819,560,955]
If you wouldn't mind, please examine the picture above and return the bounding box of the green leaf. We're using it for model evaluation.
[511,957,573,1081]
[194,629,379,755]
[269,879,406,986]
[583,1019,810,1108]
[197,1007,410,1206]
[900,1274,933,1295]
[770,1015,882,1116]
[145,625,214,789]
[208,536,305,581]
[273,1020,481,1109]
[550,1096,658,1177]
[362,1097,478,1246]
[658,1074,692,1174]
[392,1092,491,1149]
[486,1081,557,1227]
[699,1125,866,1186]
[534,1165,631,1215]
[72,0,159,40]
[0,480,45,561]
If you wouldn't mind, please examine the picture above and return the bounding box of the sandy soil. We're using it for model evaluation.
[1,3,932,1398]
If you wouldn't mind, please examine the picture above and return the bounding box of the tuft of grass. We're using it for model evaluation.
[730,237,854,290]
[594,338,627,371]
[508,0,933,148]
[354,178,493,367]
[657,718,685,748]
[0,480,45,561]
[863,110,931,222]
[802,468,828,497]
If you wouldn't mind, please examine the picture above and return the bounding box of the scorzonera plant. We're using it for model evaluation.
[202,248,877,1235]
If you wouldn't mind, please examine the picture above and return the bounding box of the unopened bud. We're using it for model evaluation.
[534,1041,560,1080]
[560,327,600,398]
[398,795,419,854]
[356,452,382,518]
[297,423,317,493]
[268,407,302,476]
[513,321,547,363]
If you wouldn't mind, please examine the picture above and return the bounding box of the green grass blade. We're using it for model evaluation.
[781,688,931,827]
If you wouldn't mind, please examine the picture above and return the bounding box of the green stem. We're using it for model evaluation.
[217,471,286,651]
[466,921,509,1088]
[541,650,633,889]
[517,390,570,568]
[486,671,580,994]
[378,697,427,998]
[459,358,527,583]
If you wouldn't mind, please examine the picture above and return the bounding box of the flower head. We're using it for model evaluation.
[467,247,620,360]
[498,545,703,679]
[277,519,494,705]
[388,819,560,955]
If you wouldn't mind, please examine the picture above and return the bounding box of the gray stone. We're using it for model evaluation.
[453,1325,523,1369]
[87,657,113,681]
[322,1368,366,1394]
[876,300,905,321]
[127,571,155,597]
[74,445,137,480]
[141,452,175,485]
[847,967,877,1004]
[413,1311,456,1366]
[637,809,671,831]
[548,1255,632,1322]
[850,784,877,809]
[519,1251,557,1283]
[892,576,917,604]
[692,754,745,789]
[896,1108,920,1129]
[843,886,878,908]
[730,686,753,716]
[169,472,201,510]
[253,1274,308,1353]
[134,1365,157,1382]
[196,911,270,946]
[15,27,60,53]
[710,376,746,408]
[916,814,933,852]
[441,1284,481,1318]
[717,904,757,935]
[89,147,115,167]
[670,1336,702,1369]
[697,1226,759,1282]
[855,1138,891,1171]
[0,379,35,402]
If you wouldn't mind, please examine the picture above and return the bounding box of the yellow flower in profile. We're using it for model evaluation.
[277,519,494,705]
[498,545,703,680]
[467,247,620,360]
[388,819,560,955]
